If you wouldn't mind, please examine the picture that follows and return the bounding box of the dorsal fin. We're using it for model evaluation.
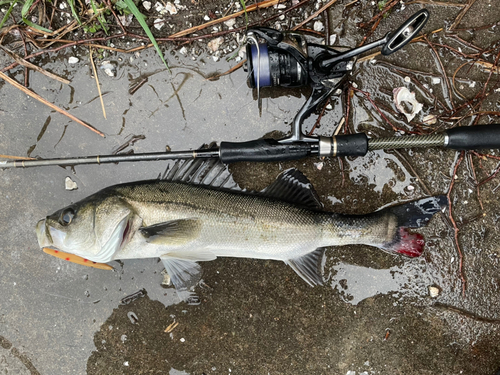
[162,158,240,190]
[261,169,322,210]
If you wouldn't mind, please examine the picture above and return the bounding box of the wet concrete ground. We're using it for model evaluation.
[1,0,500,374]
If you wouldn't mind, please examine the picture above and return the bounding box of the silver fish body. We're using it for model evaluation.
[36,167,446,290]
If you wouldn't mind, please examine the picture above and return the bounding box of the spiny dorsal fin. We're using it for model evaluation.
[162,158,240,190]
[262,169,322,210]
[286,248,325,287]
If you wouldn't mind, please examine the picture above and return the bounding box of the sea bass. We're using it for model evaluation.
[36,161,446,292]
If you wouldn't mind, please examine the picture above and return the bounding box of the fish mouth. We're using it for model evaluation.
[36,219,53,248]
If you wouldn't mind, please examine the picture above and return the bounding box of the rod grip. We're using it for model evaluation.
[319,133,369,157]
[445,125,500,150]
[220,139,311,163]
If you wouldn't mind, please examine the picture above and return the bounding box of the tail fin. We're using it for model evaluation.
[382,195,447,258]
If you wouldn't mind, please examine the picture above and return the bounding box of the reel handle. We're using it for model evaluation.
[381,9,429,55]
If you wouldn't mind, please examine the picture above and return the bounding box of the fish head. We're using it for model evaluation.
[36,195,135,263]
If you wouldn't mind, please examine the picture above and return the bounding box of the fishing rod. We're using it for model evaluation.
[2,9,500,169]
[2,125,500,168]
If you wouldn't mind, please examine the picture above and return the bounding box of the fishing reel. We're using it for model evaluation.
[243,9,429,143]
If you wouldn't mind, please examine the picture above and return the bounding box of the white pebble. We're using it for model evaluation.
[314,162,324,171]
[143,1,151,10]
[204,15,210,21]
[329,34,336,45]
[313,20,324,32]
[154,18,165,30]
[404,76,411,83]
[124,361,129,366]
[428,286,440,298]
[224,18,236,28]
[65,176,78,190]
[68,56,79,64]
[208,37,224,52]
[431,77,441,85]
[180,337,185,342]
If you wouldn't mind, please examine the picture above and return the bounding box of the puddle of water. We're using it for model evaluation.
[328,262,417,305]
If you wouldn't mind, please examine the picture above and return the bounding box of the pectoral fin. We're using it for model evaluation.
[140,219,201,245]
[286,248,325,287]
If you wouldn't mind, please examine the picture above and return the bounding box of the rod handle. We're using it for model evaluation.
[220,139,311,163]
[319,133,369,157]
[445,125,500,150]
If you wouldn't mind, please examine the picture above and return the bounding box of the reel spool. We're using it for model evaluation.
[243,9,430,142]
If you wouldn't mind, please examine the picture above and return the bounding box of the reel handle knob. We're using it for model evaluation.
[381,9,429,55]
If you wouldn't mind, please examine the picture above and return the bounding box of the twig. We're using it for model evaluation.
[308,97,330,136]
[89,47,106,119]
[292,0,338,31]
[467,153,484,211]
[207,60,245,81]
[446,151,467,296]
[0,45,70,84]
[423,35,455,111]
[0,154,36,160]
[406,1,465,6]
[450,0,478,30]
[164,321,179,333]
[433,302,500,324]
[351,87,401,132]
[0,71,104,137]
[169,0,280,38]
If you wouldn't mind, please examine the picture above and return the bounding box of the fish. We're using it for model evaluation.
[35,160,447,293]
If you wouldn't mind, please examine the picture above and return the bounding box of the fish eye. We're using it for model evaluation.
[59,208,75,226]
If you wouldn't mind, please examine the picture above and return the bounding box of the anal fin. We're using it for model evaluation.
[286,248,325,287]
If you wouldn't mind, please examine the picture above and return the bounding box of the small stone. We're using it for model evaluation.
[124,361,129,366]
[224,18,236,28]
[65,176,78,190]
[422,114,437,125]
[313,20,324,32]
[165,2,177,14]
[431,77,441,85]
[154,18,165,30]
[162,272,171,286]
[208,37,224,52]
[204,15,210,21]
[143,1,151,10]
[428,286,440,298]
[180,337,185,342]
[100,61,117,77]
[329,34,336,45]
[68,56,79,64]
[179,46,188,55]
[314,162,324,171]
[404,76,411,83]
